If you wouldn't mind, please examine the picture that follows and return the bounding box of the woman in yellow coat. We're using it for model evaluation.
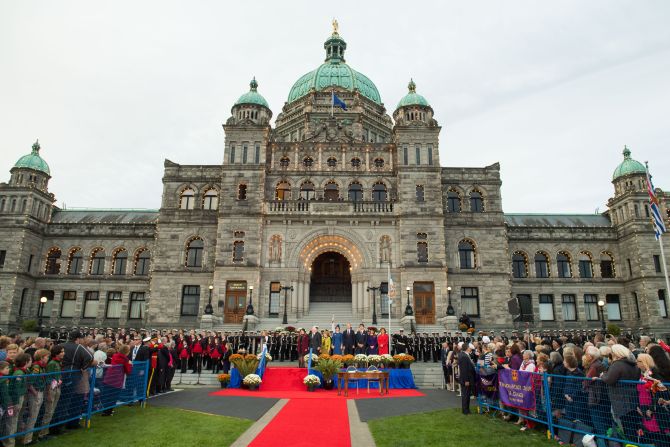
[321,330,332,356]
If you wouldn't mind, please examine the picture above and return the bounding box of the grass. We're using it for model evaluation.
[38,405,253,447]
[368,408,557,447]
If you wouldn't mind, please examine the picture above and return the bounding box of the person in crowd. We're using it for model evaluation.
[38,345,64,441]
[582,346,611,447]
[0,336,12,361]
[440,342,451,388]
[378,328,389,356]
[600,344,641,439]
[332,325,343,355]
[367,328,378,355]
[321,330,332,356]
[562,354,586,422]
[222,342,233,374]
[18,348,50,445]
[179,341,190,374]
[4,353,31,447]
[102,344,132,416]
[342,323,355,355]
[309,326,322,356]
[297,329,309,368]
[517,350,537,431]
[457,342,476,415]
[209,338,223,374]
[191,334,204,374]
[354,324,367,355]
[0,360,10,424]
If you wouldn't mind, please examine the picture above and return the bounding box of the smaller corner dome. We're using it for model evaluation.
[234,77,270,109]
[396,79,430,110]
[612,145,646,180]
[14,139,50,176]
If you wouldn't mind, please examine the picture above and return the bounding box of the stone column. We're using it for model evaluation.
[352,281,358,315]
[303,281,310,314]
[296,281,303,317]
[363,280,370,314]
[291,280,298,315]
[358,282,365,316]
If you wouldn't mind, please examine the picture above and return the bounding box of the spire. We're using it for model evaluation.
[622,145,631,158]
[324,20,346,63]
[408,79,416,93]
[32,139,40,154]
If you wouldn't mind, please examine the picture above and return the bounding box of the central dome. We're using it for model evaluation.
[287,30,382,105]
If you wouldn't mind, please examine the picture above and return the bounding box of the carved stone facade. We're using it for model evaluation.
[1,31,668,335]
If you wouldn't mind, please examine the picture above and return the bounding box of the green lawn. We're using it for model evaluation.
[369,408,557,447]
[38,405,253,447]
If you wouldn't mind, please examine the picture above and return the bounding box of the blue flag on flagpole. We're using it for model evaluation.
[332,92,347,110]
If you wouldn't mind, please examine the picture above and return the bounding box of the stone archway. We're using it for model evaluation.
[310,252,352,302]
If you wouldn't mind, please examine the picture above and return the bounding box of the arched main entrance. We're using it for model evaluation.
[310,252,351,302]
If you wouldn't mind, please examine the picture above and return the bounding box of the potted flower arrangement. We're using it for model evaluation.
[354,354,368,368]
[458,323,468,331]
[467,327,475,335]
[381,354,394,368]
[243,374,262,391]
[393,354,415,369]
[217,373,231,389]
[231,353,260,384]
[318,353,331,361]
[331,354,344,364]
[341,354,355,367]
[367,355,382,368]
[303,374,321,391]
[303,353,319,366]
[285,326,296,332]
[257,352,273,363]
[314,357,342,390]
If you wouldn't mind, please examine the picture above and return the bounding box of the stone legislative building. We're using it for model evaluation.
[1,27,669,335]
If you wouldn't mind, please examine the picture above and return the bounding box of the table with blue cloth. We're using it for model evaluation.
[308,368,417,390]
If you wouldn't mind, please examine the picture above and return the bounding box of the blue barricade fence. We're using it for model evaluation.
[0,361,149,444]
[476,368,670,447]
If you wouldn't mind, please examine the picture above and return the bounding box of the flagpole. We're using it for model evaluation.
[387,261,392,353]
[646,161,670,317]
[658,235,670,311]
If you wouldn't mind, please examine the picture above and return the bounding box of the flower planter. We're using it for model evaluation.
[323,380,334,390]
[219,382,228,389]
[307,385,316,392]
[248,385,258,391]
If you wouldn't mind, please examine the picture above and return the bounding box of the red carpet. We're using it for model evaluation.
[249,398,350,447]
[210,387,424,400]
[258,367,307,391]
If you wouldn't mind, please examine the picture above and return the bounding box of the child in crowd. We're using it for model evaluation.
[0,361,10,420]
[19,349,50,445]
[4,353,31,447]
[38,345,64,440]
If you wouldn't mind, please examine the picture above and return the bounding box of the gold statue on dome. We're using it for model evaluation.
[332,18,339,35]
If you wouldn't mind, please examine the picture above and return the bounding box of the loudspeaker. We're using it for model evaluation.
[507,298,520,315]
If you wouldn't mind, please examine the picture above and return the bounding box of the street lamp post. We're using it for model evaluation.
[38,296,47,336]
[367,285,379,325]
[446,286,454,316]
[246,285,255,315]
[404,286,413,316]
[597,299,606,333]
[281,285,293,325]
[204,285,214,315]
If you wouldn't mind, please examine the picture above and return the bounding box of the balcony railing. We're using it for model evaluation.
[265,200,395,214]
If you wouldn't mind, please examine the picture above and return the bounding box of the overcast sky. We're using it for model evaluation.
[1,1,669,213]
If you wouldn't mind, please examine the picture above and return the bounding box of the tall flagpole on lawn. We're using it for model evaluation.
[646,162,670,310]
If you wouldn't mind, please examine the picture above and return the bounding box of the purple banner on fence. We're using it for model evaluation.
[498,369,535,411]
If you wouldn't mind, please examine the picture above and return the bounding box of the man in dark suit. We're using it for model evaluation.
[354,324,367,355]
[308,326,322,355]
[457,342,476,415]
[342,323,355,355]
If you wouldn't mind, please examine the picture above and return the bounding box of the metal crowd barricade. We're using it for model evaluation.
[475,367,670,447]
[0,361,149,444]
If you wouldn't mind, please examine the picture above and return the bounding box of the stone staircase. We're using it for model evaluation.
[173,361,446,389]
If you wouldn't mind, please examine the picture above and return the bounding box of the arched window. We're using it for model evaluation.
[300,181,315,200]
[351,158,361,168]
[447,190,461,213]
[233,241,245,262]
[416,185,425,202]
[512,251,528,278]
[373,158,385,168]
[556,251,572,278]
[45,247,61,275]
[458,240,476,269]
[348,182,363,202]
[179,188,195,210]
[280,157,290,168]
[324,181,339,201]
[327,157,337,168]
[203,189,219,210]
[67,247,83,275]
[578,251,593,278]
[534,252,550,278]
[90,248,106,275]
[372,182,387,202]
[600,251,615,278]
[238,184,247,200]
[275,181,291,201]
[469,190,484,212]
[303,157,314,168]
[186,238,204,267]
[112,248,128,275]
[134,248,151,275]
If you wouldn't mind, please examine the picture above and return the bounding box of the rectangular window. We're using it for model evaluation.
[606,294,621,321]
[83,291,99,318]
[417,242,428,263]
[233,241,245,262]
[584,294,599,321]
[579,260,593,278]
[229,145,236,164]
[600,260,614,278]
[128,292,146,319]
[0,250,6,268]
[39,291,54,317]
[659,289,668,318]
[415,185,425,202]
[539,294,554,321]
[653,255,662,273]
[106,291,122,318]
[242,144,248,164]
[255,144,260,164]
[627,258,633,277]
[633,292,641,319]
[561,294,577,321]
[269,282,281,316]
[380,281,389,317]
[634,204,640,218]
[28,254,33,273]
[181,285,200,316]
[61,291,76,317]
[427,144,433,165]
[415,145,421,165]
[461,287,480,317]
[18,288,28,316]
[403,145,408,165]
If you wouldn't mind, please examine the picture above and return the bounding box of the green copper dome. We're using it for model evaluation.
[287,31,382,105]
[396,79,430,109]
[235,78,269,109]
[612,146,646,180]
[14,140,50,175]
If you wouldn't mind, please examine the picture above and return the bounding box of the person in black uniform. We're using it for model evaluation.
[354,324,367,355]
[342,324,355,355]
[457,342,476,415]
[395,330,407,354]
